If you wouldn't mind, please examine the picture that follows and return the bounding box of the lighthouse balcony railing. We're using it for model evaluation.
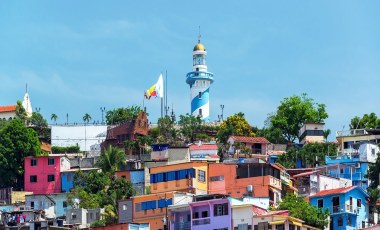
[186,71,214,80]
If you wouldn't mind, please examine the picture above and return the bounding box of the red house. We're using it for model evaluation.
[24,156,70,194]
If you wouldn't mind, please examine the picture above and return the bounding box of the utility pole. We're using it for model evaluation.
[100,107,106,124]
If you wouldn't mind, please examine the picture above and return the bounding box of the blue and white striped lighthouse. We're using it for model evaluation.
[186,36,214,122]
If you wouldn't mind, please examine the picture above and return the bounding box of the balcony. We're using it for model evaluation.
[332,205,358,215]
[186,71,214,84]
[172,221,191,230]
[192,218,210,226]
[269,176,281,190]
[298,186,310,196]
[336,129,368,137]
[325,155,360,164]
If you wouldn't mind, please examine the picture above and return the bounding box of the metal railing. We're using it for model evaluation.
[192,218,210,226]
[172,221,191,230]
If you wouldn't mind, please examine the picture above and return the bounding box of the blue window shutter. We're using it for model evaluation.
[150,174,155,183]
[142,202,147,210]
[167,198,173,206]
[151,200,157,209]
[175,170,179,180]
[158,199,164,208]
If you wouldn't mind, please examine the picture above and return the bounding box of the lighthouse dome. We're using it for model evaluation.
[193,43,206,51]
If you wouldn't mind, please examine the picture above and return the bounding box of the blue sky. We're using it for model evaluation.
[1,1,379,139]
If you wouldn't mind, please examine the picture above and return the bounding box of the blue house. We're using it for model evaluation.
[61,168,99,193]
[310,186,369,230]
[325,154,369,190]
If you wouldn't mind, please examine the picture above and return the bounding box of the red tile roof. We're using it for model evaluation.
[0,105,16,113]
[189,144,218,151]
[230,136,271,144]
[310,186,356,197]
[293,171,315,178]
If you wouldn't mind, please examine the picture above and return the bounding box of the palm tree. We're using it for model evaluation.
[83,113,92,153]
[51,114,58,124]
[323,129,331,142]
[83,113,92,124]
[97,145,125,173]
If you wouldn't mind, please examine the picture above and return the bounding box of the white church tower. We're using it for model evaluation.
[185,35,214,122]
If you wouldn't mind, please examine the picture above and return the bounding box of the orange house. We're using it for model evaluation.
[208,162,283,206]
[149,162,208,195]
[131,191,193,230]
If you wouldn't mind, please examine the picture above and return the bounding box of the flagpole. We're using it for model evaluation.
[165,70,168,116]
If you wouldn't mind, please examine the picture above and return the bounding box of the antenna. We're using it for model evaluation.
[26,83,28,93]
[198,26,201,43]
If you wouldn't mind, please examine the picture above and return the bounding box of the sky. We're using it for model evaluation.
[0,1,380,140]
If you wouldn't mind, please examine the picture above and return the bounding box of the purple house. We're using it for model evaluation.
[169,194,231,230]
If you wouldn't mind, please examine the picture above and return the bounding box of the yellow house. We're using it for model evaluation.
[149,162,208,195]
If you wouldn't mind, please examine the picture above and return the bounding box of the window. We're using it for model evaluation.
[30,201,34,209]
[347,217,352,226]
[201,211,208,218]
[30,175,37,183]
[276,225,284,230]
[48,175,55,182]
[198,92,202,99]
[89,213,93,220]
[214,203,228,216]
[31,159,37,166]
[63,201,68,208]
[199,109,202,116]
[210,175,224,181]
[48,158,55,165]
[123,204,127,210]
[340,168,344,174]
[317,199,323,208]
[357,198,362,208]
[372,148,376,155]
[258,222,269,230]
[135,203,142,212]
[71,213,77,219]
[338,217,343,226]
[193,212,199,219]
[198,170,205,182]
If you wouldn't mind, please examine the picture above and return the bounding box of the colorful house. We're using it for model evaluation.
[310,186,369,230]
[149,162,208,195]
[115,169,145,195]
[188,143,219,162]
[252,210,305,230]
[61,168,99,193]
[227,136,270,155]
[25,193,73,219]
[189,194,231,230]
[24,156,70,194]
[131,192,193,230]
[208,161,282,206]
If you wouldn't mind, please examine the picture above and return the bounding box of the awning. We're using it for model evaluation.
[292,221,302,227]
[269,220,285,225]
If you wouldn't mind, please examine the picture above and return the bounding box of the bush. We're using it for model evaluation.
[52,146,80,153]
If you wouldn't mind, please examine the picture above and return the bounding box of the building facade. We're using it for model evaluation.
[24,156,70,194]
[310,186,369,230]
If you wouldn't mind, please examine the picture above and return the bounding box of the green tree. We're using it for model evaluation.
[350,113,380,129]
[277,143,338,169]
[15,100,27,122]
[323,129,331,142]
[277,193,329,229]
[0,119,41,188]
[157,115,177,144]
[97,145,125,173]
[106,106,143,125]
[83,113,92,124]
[216,112,255,145]
[367,152,380,188]
[268,93,328,143]
[51,113,58,124]
[30,112,48,128]
[178,114,202,143]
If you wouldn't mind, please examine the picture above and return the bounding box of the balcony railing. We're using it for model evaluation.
[336,129,368,137]
[332,205,358,214]
[172,221,191,230]
[269,176,282,189]
[325,154,360,164]
[192,218,210,226]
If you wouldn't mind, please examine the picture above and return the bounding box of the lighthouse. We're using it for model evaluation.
[186,36,214,122]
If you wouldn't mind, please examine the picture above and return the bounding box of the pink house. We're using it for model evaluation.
[24,156,70,194]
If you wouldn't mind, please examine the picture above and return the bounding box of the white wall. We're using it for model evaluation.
[51,125,107,151]
[232,206,252,228]
[359,143,379,163]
